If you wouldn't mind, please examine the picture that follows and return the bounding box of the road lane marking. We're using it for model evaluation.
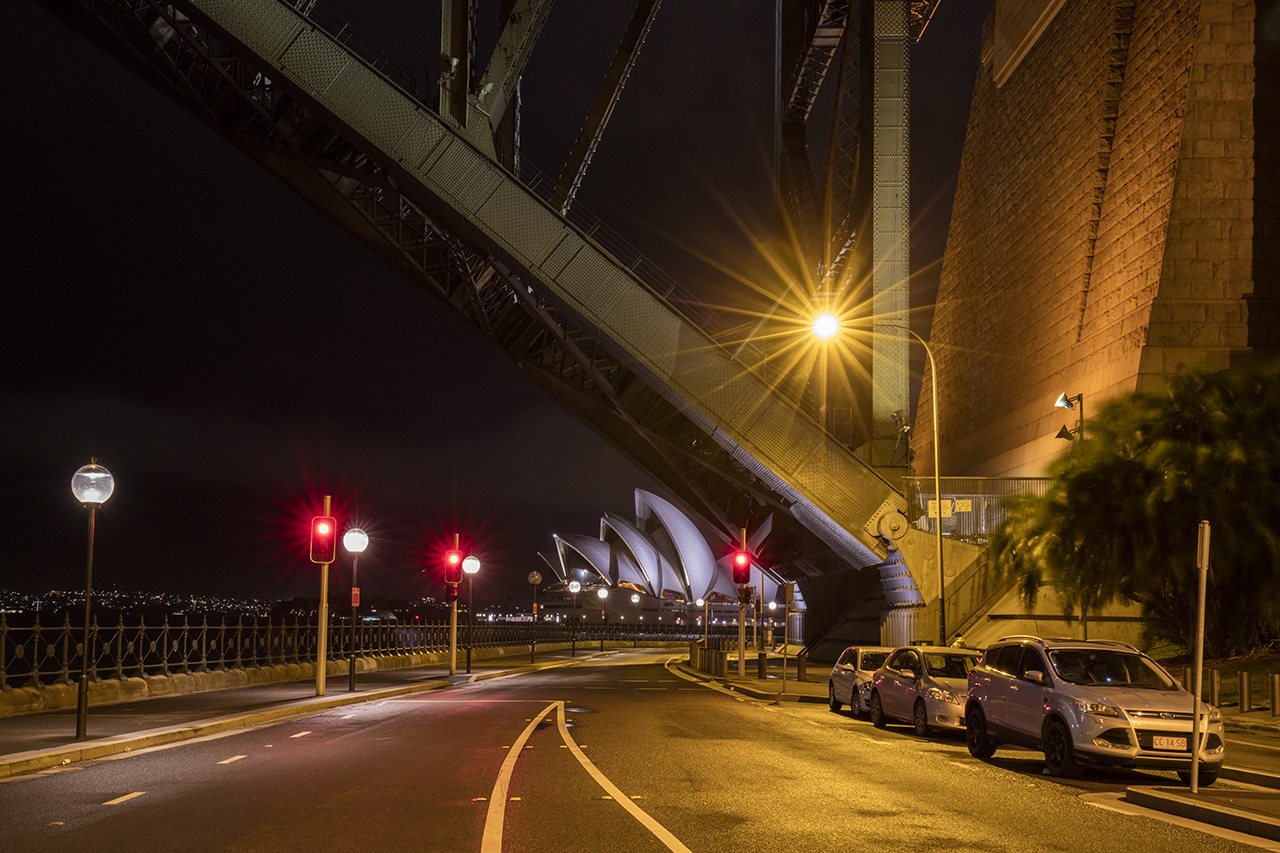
[103,792,145,805]
[555,703,693,853]
[289,731,311,738]
[218,755,248,765]
[481,701,557,853]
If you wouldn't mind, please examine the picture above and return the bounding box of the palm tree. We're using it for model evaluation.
[991,361,1280,656]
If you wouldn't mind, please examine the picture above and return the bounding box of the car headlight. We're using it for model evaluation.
[1076,699,1119,717]
[1207,705,1221,722]
[926,686,960,704]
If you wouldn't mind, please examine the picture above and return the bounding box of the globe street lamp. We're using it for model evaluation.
[813,314,949,645]
[71,461,114,740]
[568,580,581,656]
[528,571,542,663]
[343,527,368,692]
[630,593,640,647]
[463,555,480,673]
[696,598,708,646]
[597,587,609,652]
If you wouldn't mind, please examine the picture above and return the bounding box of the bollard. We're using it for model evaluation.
[1271,674,1279,717]
[1210,669,1221,706]
[758,651,767,679]
[797,653,807,682]
[1239,672,1251,713]
[1183,667,1192,690]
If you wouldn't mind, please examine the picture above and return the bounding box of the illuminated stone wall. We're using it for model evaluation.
[917,0,1278,478]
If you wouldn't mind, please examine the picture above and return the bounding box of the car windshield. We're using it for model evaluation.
[922,653,979,679]
[861,652,890,671]
[1048,649,1175,689]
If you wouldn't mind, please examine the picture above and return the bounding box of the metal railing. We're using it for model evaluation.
[0,613,723,690]
[904,476,1051,544]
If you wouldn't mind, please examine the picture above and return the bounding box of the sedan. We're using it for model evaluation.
[869,645,982,736]
[828,645,893,714]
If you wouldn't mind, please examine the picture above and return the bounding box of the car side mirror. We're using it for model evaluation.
[1023,670,1049,685]
[901,668,918,679]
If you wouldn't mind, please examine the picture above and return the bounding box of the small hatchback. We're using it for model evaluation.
[868,645,982,735]
[828,645,893,714]
[965,636,1225,784]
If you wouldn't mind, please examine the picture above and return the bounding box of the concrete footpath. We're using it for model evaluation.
[2,648,1277,843]
[686,654,1280,844]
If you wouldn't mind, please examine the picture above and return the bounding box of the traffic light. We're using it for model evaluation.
[731,548,751,584]
[444,548,463,584]
[445,584,458,603]
[310,516,337,564]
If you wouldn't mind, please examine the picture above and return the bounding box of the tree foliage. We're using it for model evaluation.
[990,361,1280,656]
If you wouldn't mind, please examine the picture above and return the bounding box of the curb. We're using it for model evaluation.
[1124,786,1280,842]
[0,679,449,779]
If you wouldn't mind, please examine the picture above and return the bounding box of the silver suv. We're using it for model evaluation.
[965,636,1225,785]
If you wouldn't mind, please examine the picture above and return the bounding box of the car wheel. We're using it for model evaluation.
[869,691,887,728]
[966,706,997,758]
[912,700,930,737]
[828,682,841,713]
[1176,768,1219,787]
[1043,719,1081,778]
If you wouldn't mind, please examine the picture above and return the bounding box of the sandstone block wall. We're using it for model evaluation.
[916,0,1277,477]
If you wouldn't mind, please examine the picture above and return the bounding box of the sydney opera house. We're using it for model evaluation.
[539,489,802,629]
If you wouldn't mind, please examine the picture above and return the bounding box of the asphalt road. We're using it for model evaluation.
[0,650,1269,852]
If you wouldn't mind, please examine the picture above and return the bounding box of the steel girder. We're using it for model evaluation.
[35,0,810,561]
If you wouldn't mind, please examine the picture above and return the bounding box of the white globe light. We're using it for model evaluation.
[695,598,705,607]
[813,312,839,339]
[568,581,581,594]
[71,464,114,505]
[343,528,369,553]
[597,587,608,599]
[462,555,480,574]
[630,593,640,603]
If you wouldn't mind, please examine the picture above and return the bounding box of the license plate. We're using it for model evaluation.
[1152,736,1186,751]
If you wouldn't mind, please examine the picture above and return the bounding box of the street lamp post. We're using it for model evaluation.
[71,461,114,741]
[696,598,709,646]
[528,571,541,663]
[568,580,581,656]
[463,555,480,673]
[343,527,368,692]
[813,315,948,645]
[630,593,640,647]
[597,587,608,652]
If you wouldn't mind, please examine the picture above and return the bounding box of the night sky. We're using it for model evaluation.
[1,1,992,606]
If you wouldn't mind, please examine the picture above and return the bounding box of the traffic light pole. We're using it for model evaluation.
[449,594,458,676]
[738,584,746,677]
[316,495,331,697]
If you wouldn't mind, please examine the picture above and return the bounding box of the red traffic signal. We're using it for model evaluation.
[731,549,751,584]
[310,516,338,564]
[444,549,463,584]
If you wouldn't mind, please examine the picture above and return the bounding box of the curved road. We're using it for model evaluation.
[0,650,1268,852]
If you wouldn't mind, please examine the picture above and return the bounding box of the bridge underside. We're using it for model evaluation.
[35,0,983,651]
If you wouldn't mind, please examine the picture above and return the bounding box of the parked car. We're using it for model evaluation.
[867,645,982,735]
[965,636,1225,784]
[828,645,893,714]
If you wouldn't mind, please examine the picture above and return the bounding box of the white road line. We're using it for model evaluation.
[289,731,311,738]
[480,702,557,853]
[556,703,693,853]
[218,755,248,765]
[103,792,145,805]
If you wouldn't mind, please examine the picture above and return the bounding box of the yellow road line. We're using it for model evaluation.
[556,704,693,853]
[103,792,144,805]
[480,701,557,853]
[217,755,247,765]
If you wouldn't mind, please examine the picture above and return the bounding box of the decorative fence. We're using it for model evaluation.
[0,614,724,690]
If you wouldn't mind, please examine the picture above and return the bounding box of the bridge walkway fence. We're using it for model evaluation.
[0,613,729,690]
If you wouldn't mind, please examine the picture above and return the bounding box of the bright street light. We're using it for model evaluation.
[71,461,113,741]
[813,316,949,645]
[463,555,480,673]
[344,527,367,693]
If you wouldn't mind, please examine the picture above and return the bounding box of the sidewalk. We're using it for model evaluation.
[685,653,1280,844]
